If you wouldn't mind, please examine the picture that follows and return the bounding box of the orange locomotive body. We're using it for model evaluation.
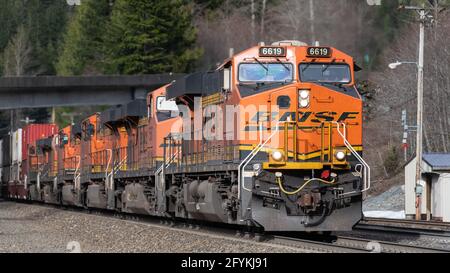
[7,41,369,232]
[162,41,368,231]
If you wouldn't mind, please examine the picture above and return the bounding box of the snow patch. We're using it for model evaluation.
[363,210,405,219]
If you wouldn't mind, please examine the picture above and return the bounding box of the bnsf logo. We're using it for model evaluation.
[252,112,359,123]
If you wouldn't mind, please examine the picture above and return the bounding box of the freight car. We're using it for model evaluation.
[2,41,370,232]
[7,124,58,200]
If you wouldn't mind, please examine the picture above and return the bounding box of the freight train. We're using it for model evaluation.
[0,41,370,232]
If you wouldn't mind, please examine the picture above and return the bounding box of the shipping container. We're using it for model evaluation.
[1,136,11,167]
[0,139,3,168]
[22,124,58,161]
[0,139,3,184]
[1,136,11,184]
[12,129,22,164]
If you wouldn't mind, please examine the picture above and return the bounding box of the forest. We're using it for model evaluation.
[0,0,449,189]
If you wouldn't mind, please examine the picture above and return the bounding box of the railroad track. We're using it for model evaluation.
[333,236,448,253]
[357,217,450,237]
[3,200,449,253]
[269,236,367,253]
[269,234,450,253]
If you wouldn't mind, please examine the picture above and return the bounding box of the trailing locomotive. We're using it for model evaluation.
[0,41,369,232]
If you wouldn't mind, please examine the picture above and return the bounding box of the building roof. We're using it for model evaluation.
[423,153,450,171]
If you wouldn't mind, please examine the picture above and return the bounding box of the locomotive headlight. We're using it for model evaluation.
[271,150,284,162]
[335,150,346,161]
[299,90,310,99]
[299,99,309,108]
[298,90,310,108]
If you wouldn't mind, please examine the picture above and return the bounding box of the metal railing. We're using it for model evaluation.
[238,122,283,199]
[332,121,371,194]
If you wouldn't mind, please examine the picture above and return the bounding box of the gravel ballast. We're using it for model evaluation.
[0,201,307,253]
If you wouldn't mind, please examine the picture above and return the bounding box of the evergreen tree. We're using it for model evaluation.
[104,0,202,74]
[57,0,113,75]
[22,0,69,75]
[0,0,69,76]
[2,25,33,76]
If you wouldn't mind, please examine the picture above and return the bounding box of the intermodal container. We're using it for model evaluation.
[0,139,3,167]
[22,124,58,160]
[1,136,11,167]
[12,129,22,164]
[0,139,3,182]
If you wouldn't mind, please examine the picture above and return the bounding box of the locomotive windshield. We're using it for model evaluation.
[239,63,293,83]
[299,63,351,84]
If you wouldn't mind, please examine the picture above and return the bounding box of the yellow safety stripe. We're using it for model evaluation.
[238,145,362,160]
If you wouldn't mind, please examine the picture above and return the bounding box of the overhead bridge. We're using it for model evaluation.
[0,74,183,110]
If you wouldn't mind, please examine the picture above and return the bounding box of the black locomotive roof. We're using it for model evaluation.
[100,99,147,125]
[166,70,223,100]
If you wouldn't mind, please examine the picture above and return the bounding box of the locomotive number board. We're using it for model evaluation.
[306,47,332,58]
[259,46,286,57]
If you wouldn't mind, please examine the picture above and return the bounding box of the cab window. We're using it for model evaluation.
[239,63,293,83]
[156,96,179,122]
[299,63,351,84]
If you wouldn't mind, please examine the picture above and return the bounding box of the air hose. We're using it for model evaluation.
[275,177,336,195]
[304,201,333,227]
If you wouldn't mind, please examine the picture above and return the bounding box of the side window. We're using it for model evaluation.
[156,96,179,122]
[60,133,69,147]
[277,96,291,109]
[87,124,95,137]
[29,146,36,156]
[83,123,95,141]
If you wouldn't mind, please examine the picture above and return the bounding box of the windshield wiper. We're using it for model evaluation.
[301,59,316,72]
[322,59,336,72]
[258,79,291,89]
[276,58,290,72]
[253,57,268,72]
[239,80,291,90]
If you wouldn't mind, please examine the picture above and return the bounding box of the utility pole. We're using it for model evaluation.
[20,117,35,125]
[51,107,56,124]
[416,7,426,221]
[399,3,438,221]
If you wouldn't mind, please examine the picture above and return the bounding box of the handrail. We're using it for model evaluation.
[332,121,371,195]
[113,155,128,176]
[105,149,113,190]
[155,145,181,193]
[238,121,285,199]
[74,156,81,179]
[74,155,81,191]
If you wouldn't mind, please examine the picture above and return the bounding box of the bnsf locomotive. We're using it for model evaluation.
[0,41,370,232]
